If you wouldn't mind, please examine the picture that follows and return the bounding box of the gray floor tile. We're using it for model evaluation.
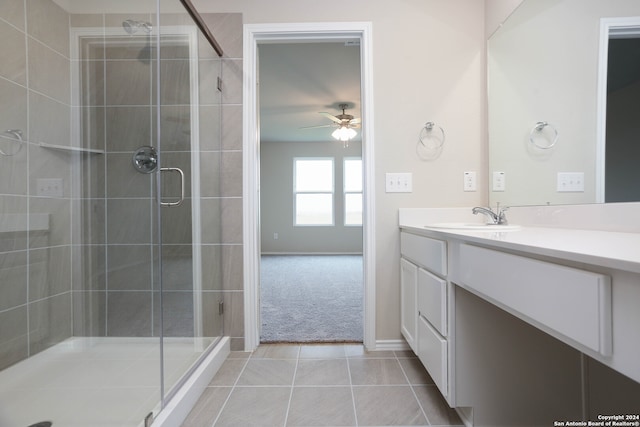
[286,386,356,426]
[345,345,396,359]
[215,386,290,426]
[349,358,409,385]
[227,351,251,359]
[294,359,350,386]
[413,385,464,426]
[181,344,456,427]
[299,344,346,359]
[399,357,435,385]
[252,344,300,359]
[236,358,297,386]
[353,385,427,426]
[209,359,247,386]
[181,386,231,427]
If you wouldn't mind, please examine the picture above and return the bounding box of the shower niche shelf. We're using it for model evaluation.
[38,141,104,154]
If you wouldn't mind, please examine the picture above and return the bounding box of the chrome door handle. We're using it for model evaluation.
[160,167,185,207]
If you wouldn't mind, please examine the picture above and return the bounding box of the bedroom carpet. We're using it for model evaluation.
[260,255,363,343]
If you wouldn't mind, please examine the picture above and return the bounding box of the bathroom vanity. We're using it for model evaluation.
[399,206,640,426]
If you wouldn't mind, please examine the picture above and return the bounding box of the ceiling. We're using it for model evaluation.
[258,42,362,143]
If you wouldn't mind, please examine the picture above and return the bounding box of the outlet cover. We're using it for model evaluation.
[492,171,505,192]
[464,171,477,192]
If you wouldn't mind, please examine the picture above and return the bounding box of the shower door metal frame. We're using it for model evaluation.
[69,22,206,371]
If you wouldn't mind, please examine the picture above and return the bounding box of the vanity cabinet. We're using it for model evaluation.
[399,223,640,425]
[400,232,451,401]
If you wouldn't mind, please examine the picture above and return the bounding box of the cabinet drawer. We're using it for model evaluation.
[400,232,447,276]
[459,244,612,356]
[418,268,447,336]
[418,315,448,398]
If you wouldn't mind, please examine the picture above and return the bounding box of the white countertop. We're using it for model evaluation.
[399,207,640,274]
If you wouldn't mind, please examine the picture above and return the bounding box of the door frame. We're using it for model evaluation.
[242,22,376,351]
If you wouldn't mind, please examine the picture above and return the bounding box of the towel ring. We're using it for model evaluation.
[419,122,445,149]
[0,129,24,156]
[529,121,558,149]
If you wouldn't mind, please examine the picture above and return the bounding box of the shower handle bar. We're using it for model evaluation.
[160,167,185,207]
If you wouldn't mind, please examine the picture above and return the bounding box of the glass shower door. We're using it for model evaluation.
[156,1,224,402]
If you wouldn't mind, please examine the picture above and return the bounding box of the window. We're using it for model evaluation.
[294,158,334,225]
[344,158,363,225]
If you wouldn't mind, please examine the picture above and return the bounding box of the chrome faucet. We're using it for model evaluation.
[472,203,509,225]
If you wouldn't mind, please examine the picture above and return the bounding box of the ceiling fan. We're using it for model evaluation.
[302,103,361,142]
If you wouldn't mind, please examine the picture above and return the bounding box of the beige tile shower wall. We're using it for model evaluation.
[0,0,73,370]
[200,13,244,350]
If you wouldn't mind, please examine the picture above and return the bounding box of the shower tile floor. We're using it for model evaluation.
[181,343,464,427]
[0,337,214,427]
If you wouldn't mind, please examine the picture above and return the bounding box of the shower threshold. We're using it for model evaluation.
[0,337,221,427]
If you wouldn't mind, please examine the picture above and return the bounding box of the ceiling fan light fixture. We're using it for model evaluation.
[332,126,357,142]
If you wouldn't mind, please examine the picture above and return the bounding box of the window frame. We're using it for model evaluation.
[293,157,335,226]
[343,157,363,226]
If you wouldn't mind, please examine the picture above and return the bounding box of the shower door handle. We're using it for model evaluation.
[160,167,185,207]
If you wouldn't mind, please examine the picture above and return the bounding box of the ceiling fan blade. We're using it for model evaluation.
[319,112,343,124]
[299,124,333,130]
[350,118,361,125]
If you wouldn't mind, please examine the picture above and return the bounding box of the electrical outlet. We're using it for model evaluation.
[36,178,63,197]
[464,171,477,192]
[492,171,505,192]
[385,173,412,193]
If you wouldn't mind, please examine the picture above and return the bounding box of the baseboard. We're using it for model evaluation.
[261,252,363,256]
[151,336,230,427]
[374,339,411,351]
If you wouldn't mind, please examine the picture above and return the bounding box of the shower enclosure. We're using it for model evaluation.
[0,0,229,425]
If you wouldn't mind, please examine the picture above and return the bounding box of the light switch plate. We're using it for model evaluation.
[37,178,63,197]
[492,171,505,192]
[385,173,412,193]
[464,171,477,192]
[557,172,584,192]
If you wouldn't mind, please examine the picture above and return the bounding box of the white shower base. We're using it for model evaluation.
[0,336,226,427]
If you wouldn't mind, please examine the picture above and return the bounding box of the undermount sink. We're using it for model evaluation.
[425,222,521,231]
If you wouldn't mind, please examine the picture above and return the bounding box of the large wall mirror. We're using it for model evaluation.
[488,0,640,207]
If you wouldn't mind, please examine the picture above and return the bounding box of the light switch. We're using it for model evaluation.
[492,171,505,192]
[37,178,63,197]
[385,173,412,193]
[557,172,584,192]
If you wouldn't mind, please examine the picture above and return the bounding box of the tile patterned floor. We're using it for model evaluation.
[181,343,464,427]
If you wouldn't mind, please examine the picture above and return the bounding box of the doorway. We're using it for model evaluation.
[243,22,376,351]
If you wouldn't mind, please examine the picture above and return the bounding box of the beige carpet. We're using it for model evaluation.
[260,255,363,343]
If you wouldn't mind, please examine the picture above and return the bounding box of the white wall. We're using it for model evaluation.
[485,0,524,38]
[189,0,487,342]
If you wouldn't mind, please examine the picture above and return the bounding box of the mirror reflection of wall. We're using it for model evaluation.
[488,0,640,207]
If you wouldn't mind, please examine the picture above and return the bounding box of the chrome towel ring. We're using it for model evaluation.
[0,129,24,156]
[529,121,558,149]
[419,122,445,149]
